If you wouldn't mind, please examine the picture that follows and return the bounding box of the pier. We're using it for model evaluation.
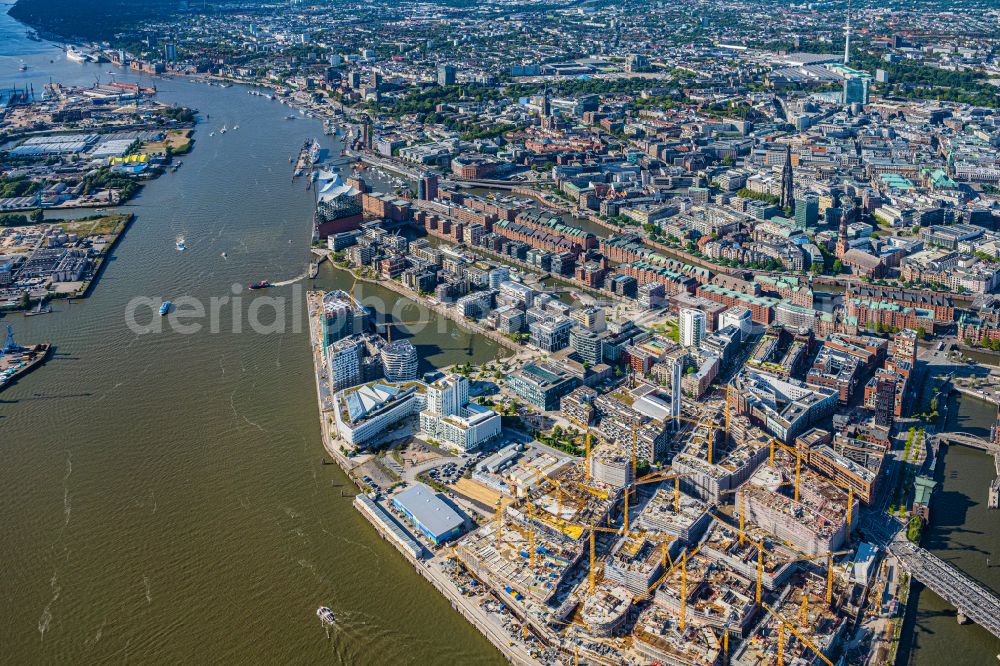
[0,326,51,394]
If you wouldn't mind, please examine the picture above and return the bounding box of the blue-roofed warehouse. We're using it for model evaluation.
[392,483,466,545]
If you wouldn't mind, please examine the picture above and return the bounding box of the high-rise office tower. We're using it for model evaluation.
[437,63,456,86]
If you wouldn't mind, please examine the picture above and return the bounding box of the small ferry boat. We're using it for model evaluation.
[159,301,172,316]
[248,281,271,290]
[176,238,186,251]
[316,607,336,625]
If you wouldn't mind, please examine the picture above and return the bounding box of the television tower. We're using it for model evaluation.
[844,0,852,65]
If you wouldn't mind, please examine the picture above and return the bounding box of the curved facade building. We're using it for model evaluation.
[381,339,418,382]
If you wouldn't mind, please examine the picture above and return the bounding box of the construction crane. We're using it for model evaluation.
[525,491,537,570]
[515,507,678,597]
[825,478,858,542]
[783,550,850,607]
[630,426,639,499]
[718,486,749,545]
[767,439,804,502]
[866,557,889,618]
[631,469,689,513]
[724,383,740,449]
[679,549,690,632]
[495,498,503,548]
[649,414,725,465]
[374,320,430,344]
[706,510,765,604]
[761,603,835,666]
[633,544,701,603]
[589,528,596,594]
[777,621,785,666]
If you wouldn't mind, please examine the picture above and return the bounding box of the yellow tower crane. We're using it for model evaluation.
[707,511,765,604]
[375,320,431,344]
[680,550,689,633]
[783,550,850,607]
[826,478,858,543]
[725,383,741,448]
[761,603,835,666]
[633,544,701,604]
[524,492,537,570]
[718,486,749,545]
[495,498,503,548]
[631,426,638,495]
[767,439,804,502]
[651,414,726,465]
[589,528,596,594]
[777,621,785,666]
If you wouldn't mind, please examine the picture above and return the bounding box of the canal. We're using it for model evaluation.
[899,392,1000,665]
[0,12,504,665]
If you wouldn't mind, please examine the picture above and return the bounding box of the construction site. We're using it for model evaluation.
[439,398,875,666]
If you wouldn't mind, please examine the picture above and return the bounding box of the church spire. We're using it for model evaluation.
[780,144,795,213]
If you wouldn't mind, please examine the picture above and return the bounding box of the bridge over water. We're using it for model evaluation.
[935,431,998,454]
[890,535,1000,636]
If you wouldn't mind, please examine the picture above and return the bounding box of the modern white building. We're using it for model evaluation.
[488,267,510,289]
[529,315,574,352]
[382,339,418,382]
[455,291,493,318]
[334,381,427,447]
[328,337,363,391]
[719,305,753,342]
[679,308,706,348]
[420,374,500,451]
[498,280,534,308]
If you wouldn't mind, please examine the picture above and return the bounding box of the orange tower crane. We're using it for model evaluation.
[375,320,431,344]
